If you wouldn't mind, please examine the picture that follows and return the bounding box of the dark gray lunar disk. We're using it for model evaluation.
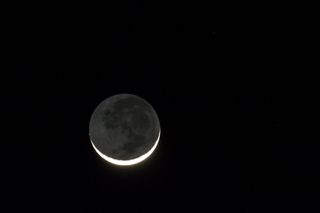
[89,94,161,166]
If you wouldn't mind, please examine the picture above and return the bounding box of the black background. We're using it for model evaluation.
[3,1,318,212]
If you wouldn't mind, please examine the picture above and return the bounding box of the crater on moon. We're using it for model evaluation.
[89,94,160,164]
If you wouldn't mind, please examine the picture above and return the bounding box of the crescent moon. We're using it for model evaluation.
[90,130,160,166]
[89,94,161,166]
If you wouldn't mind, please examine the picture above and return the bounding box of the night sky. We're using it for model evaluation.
[4,1,319,212]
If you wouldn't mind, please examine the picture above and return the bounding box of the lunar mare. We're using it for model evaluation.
[89,94,160,166]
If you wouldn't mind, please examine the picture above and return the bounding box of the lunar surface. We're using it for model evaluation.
[89,94,161,166]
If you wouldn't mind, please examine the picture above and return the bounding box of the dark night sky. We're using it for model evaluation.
[3,1,319,212]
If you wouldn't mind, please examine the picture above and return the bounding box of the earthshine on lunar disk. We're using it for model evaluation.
[89,94,161,166]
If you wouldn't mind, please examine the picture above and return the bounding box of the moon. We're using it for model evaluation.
[89,94,161,166]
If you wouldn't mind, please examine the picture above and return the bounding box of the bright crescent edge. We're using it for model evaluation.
[90,129,161,166]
